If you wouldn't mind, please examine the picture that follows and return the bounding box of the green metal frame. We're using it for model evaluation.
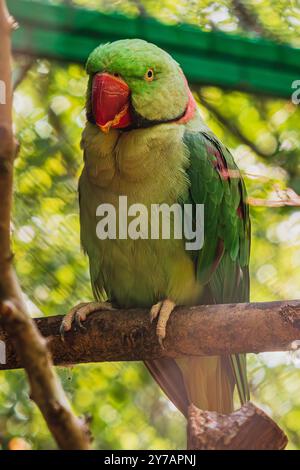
[8,0,300,98]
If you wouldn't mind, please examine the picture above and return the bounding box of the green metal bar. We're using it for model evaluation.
[8,0,300,98]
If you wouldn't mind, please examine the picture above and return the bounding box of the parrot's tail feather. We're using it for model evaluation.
[230,353,250,405]
[176,356,235,414]
[144,358,189,417]
[145,355,235,416]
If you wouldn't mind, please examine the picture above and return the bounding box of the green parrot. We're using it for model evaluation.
[61,39,250,416]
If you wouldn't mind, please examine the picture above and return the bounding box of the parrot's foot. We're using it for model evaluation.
[149,299,176,349]
[60,301,115,341]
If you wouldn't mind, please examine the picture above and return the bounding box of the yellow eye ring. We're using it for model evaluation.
[144,68,154,82]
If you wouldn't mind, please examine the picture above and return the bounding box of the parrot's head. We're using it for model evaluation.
[85,39,196,133]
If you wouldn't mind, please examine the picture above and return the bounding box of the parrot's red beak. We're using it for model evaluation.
[92,72,132,133]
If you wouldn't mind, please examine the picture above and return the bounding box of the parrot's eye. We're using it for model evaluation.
[144,68,154,82]
[113,72,120,78]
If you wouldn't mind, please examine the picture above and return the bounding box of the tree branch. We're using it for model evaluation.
[0,0,90,449]
[0,300,299,370]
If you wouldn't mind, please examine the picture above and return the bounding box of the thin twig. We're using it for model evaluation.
[231,0,284,42]
[0,0,91,450]
[196,90,279,159]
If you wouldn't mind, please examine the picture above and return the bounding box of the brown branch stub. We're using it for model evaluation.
[187,402,288,450]
[0,299,300,370]
[0,0,91,449]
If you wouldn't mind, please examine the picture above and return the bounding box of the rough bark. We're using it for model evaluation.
[0,1,90,449]
[0,300,300,369]
[187,402,288,450]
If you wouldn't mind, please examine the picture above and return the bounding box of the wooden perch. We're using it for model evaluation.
[0,1,90,449]
[187,402,288,450]
[0,299,300,370]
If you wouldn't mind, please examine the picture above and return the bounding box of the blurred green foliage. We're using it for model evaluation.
[1,0,300,450]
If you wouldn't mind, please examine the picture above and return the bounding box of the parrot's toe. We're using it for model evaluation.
[59,301,115,341]
[149,301,163,323]
[59,321,67,342]
[59,302,88,341]
[150,299,176,349]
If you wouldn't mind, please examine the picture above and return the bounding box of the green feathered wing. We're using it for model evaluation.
[183,129,251,405]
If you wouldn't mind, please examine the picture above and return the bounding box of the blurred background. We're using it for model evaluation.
[1,0,300,450]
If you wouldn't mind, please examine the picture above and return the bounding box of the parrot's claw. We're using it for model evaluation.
[158,335,165,350]
[149,299,176,349]
[59,301,115,341]
[59,321,67,343]
[74,311,87,331]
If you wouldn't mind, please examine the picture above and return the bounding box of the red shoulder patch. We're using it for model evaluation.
[209,146,230,181]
